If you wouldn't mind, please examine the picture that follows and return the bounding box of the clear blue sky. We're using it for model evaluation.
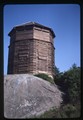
[4,4,80,75]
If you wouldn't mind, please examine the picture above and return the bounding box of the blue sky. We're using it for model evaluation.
[4,4,80,75]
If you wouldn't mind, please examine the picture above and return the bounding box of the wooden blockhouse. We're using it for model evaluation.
[7,22,55,78]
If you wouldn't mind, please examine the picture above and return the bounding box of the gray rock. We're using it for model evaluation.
[4,74,63,118]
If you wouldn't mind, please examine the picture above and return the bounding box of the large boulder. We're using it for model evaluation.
[4,74,63,118]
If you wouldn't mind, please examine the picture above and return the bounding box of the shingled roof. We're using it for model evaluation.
[8,22,55,37]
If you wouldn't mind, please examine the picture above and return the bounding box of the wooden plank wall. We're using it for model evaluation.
[8,25,55,78]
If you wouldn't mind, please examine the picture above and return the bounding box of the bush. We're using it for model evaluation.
[38,103,81,118]
[34,73,55,84]
[64,64,81,104]
[54,64,81,104]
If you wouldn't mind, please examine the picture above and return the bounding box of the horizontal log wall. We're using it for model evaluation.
[33,27,50,42]
[7,43,15,74]
[13,39,34,73]
[16,30,33,40]
[32,39,54,77]
[8,25,55,78]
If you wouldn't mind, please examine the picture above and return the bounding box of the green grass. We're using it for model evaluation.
[34,73,55,84]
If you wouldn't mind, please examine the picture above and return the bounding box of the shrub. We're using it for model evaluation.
[34,73,54,84]
[64,64,81,104]
[38,103,80,118]
[54,64,81,104]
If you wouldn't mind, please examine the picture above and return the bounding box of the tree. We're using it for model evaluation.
[54,66,60,75]
[54,64,81,104]
[54,66,63,84]
[65,64,81,104]
[53,64,81,117]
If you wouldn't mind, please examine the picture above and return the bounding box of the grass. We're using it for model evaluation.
[34,73,55,84]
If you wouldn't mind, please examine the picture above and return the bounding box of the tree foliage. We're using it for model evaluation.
[54,63,81,104]
[64,64,81,103]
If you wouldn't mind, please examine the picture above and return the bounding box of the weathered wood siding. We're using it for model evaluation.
[33,27,50,42]
[16,30,33,40]
[32,39,55,77]
[8,24,55,78]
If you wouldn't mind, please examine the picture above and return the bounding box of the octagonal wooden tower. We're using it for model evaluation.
[7,22,55,78]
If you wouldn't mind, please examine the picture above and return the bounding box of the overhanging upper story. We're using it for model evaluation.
[8,22,56,47]
[8,22,55,37]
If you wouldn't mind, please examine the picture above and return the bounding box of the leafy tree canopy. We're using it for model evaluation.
[54,63,81,104]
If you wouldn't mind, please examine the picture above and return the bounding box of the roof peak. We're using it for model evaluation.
[15,21,49,28]
[15,21,34,27]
